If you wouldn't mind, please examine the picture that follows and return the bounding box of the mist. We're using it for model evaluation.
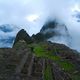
[0,0,80,51]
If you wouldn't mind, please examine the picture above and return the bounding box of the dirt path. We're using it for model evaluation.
[27,54,35,76]
[10,49,30,80]
[16,51,29,73]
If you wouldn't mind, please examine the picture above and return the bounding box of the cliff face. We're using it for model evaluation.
[40,20,71,45]
[13,29,32,46]
[0,22,72,48]
[32,33,45,42]
[40,21,57,38]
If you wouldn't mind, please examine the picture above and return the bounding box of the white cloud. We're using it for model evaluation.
[0,0,80,51]
[25,14,39,22]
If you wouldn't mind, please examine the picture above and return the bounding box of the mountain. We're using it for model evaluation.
[0,24,79,80]
[0,21,72,48]
[0,41,80,80]
[13,29,32,46]
[40,20,71,46]
[32,33,45,42]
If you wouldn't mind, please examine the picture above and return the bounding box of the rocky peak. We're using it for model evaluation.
[40,20,72,46]
[13,29,32,46]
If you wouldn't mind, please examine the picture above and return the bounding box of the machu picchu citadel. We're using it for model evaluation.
[0,21,80,80]
[0,40,80,80]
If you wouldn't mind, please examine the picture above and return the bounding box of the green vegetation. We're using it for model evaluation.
[14,41,27,49]
[56,60,75,73]
[44,65,53,80]
[29,43,76,72]
[33,44,61,61]
[72,73,80,80]
[29,43,79,80]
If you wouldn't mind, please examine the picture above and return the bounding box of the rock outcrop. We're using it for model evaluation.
[13,29,32,46]
[40,20,71,45]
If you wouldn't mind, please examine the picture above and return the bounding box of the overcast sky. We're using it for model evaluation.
[0,0,80,51]
[0,0,79,34]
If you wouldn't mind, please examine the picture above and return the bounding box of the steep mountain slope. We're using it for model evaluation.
[13,29,32,46]
[40,20,71,46]
[32,33,45,42]
[0,21,71,48]
[0,40,80,80]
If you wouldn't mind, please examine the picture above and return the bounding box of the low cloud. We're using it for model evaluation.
[0,0,80,51]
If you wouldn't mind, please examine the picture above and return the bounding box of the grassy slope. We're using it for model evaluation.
[44,64,53,80]
[28,42,80,80]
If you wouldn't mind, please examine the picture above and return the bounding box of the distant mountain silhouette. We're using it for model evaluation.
[39,20,72,45]
[31,20,71,45]
[32,33,45,42]
[13,29,32,46]
[40,21,57,39]
[40,20,70,39]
